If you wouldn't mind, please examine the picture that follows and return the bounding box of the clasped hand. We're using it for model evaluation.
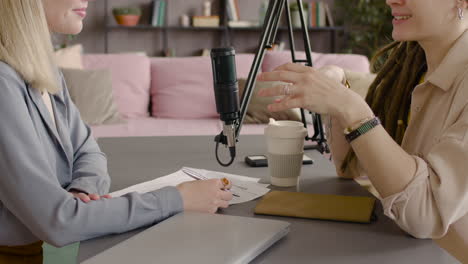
[70,190,112,203]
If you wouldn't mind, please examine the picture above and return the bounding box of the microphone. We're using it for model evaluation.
[210,47,240,162]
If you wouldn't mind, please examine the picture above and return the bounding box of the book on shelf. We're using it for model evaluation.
[192,16,220,27]
[226,0,233,21]
[233,0,240,20]
[201,49,211,57]
[324,3,335,27]
[318,2,326,27]
[309,1,334,27]
[310,2,316,27]
[226,0,240,21]
[165,48,176,57]
[227,20,258,28]
[158,0,166,26]
[151,0,166,27]
[151,0,160,26]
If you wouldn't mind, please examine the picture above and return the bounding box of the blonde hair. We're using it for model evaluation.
[0,0,60,93]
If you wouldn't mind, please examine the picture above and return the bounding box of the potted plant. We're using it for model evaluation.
[289,2,309,28]
[335,0,393,66]
[113,6,142,26]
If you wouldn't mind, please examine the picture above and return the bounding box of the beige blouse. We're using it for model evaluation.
[330,30,468,260]
[382,31,468,239]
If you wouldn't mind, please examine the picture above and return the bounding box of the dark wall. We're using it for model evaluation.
[73,0,339,56]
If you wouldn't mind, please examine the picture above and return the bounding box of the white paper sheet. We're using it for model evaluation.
[110,168,270,205]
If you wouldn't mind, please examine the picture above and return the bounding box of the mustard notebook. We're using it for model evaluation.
[254,191,377,223]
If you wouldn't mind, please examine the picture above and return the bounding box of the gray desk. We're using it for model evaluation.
[78,135,457,264]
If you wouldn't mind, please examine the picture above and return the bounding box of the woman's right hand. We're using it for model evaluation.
[176,179,233,213]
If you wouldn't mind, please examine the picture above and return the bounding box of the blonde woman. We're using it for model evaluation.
[258,0,468,261]
[0,0,232,262]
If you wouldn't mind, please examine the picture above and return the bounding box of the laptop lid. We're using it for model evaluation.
[82,212,290,264]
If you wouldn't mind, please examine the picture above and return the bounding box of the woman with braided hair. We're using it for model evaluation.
[258,0,468,260]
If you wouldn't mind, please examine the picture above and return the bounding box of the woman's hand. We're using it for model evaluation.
[70,190,112,203]
[316,65,346,83]
[257,63,373,128]
[176,179,233,214]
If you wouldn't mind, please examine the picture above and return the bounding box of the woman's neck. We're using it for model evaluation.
[419,29,466,76]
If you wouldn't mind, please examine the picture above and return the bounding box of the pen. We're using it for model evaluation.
[182,168,240,197]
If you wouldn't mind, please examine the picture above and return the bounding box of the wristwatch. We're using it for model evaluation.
[344,117,381,143]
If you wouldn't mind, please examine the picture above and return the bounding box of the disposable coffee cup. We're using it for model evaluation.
[264,118,307,187]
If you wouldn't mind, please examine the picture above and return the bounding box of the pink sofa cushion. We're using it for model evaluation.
[83,54,151,118]
[262,51,370,73]
[150,54,255,118]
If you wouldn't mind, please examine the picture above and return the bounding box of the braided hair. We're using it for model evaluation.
[340,41,427,173]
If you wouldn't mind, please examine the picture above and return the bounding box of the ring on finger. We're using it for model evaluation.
[283,83,292,96]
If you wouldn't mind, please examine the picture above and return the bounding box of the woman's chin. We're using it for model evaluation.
[52,23,83,35]
[392,32,411,42]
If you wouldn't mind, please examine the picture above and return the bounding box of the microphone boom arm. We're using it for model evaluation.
[214,0,330,167]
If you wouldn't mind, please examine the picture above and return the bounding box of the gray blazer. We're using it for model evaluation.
[0,62,183,247]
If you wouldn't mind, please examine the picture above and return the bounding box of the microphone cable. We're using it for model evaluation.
[215,132,235,167]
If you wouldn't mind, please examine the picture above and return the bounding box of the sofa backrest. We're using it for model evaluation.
[83,54,151,118]
[83,51,370,120]
[150,54,255,119]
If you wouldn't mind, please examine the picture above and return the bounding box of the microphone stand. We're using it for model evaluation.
[214,0,330,167]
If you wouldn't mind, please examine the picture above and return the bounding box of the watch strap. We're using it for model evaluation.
[345,117,381,143]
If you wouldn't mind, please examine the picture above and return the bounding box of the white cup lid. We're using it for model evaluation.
[264,118,307,138]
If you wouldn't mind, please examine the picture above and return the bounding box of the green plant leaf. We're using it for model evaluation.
[335,0,393,59]
[112,6,142,16]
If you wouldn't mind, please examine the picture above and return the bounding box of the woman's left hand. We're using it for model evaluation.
[257,63,373,128]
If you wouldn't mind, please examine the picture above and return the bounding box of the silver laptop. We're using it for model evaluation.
[82,212,290,264]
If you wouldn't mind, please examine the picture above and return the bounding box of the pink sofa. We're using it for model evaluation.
[83,51,370,138]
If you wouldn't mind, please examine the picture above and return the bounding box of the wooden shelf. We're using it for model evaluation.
[107,25,344,32]
[106,25,165,30]
[103,0,345,55]
[166,26,227,30]
[228,26,344,31]
[107,25,227,31]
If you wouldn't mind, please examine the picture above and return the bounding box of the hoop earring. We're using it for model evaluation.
[458,7,465,20]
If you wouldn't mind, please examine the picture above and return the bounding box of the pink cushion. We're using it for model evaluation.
[262,51,370,73]
[150,54,255,118]
[83,54,151,118]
